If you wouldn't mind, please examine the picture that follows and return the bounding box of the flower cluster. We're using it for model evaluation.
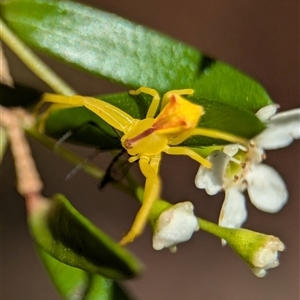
[195,105,300,230]
[150,105,298,277]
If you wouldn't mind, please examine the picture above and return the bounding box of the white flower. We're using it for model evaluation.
[251,235,285,278]
[195,105,300,230]
[152,201,199,253]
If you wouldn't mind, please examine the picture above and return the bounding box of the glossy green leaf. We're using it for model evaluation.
[44,91,265,148]
[0,0,272,111]
[28,194,142,280]
[37,247,134,300]
[183,95,266,146]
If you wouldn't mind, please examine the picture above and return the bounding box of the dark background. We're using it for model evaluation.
[1,1,299,299]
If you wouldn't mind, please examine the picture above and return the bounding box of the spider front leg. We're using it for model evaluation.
[169,128,249,148]
[119,154,162,245]
[165,127,249,169]
[34,94,88,131]
[34,93,88,117]
[37,93,136,133]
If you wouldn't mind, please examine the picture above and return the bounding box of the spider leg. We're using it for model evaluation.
[81,97,135,133]
[129,87,161,118]
[119,154,161,245]
[38,94,136,134]
[164,146,211,169]
[34,93,84,115]
[169,128,249,147]
[36,103,79,132]
[34,94,87,131]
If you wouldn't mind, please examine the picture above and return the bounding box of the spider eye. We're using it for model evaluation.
[124,139,133,149]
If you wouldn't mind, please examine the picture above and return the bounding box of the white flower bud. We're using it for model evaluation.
[251,236,285,278]
[152,201,199,253]
[223,144,239,157]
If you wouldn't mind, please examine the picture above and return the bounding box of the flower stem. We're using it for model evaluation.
[0,18,75,95]
[198,217,234,240]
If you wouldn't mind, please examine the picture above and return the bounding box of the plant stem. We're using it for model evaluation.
[198,217,235,240]
[0,18,75,95]
[26,126,104,180]
[25,125,132,194]
[198,218,224,238]
[124,171,143,202]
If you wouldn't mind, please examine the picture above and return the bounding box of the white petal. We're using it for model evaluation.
[255,104,278,122]
[255,108,300,149]
[195,151,229,195]
[247,164,288,213]
[218,188,247,229]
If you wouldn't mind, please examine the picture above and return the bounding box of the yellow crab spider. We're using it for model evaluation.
[40,87,248,245]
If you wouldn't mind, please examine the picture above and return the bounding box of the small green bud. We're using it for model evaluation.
[225,228,285,277]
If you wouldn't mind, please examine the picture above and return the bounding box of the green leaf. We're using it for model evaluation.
[37,247,135,300]
[183,95,266,146]
[0,0,272,111]
[83,274,134,300]
[28,194,142,280]
[44,92,265,148]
